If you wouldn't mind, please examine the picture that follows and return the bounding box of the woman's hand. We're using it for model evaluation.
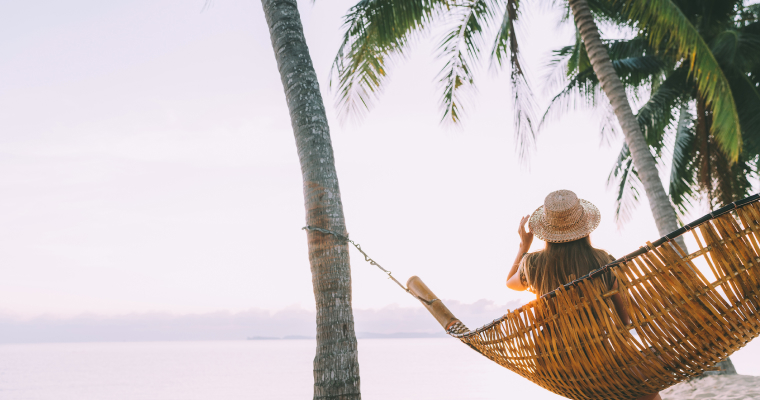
[518,215,533,252]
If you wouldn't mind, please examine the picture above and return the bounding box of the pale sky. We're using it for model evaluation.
[0,0,733,318]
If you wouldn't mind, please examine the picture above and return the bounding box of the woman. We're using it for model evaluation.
[505,190,661,400]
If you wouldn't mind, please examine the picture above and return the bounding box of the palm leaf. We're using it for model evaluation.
[542,52,667,133]
[732,72,760,156]
[543,32,584,95]
[620,0,743,161]
[540,67,601,130]
[436,0,498,123]
[725,157,757,202]
[728,29,760,156]
[668,104,697,217]
[543,36,653,94]
[711,151,754,207]
[606,36,653,62]
[489,0,518,68]
[730,71,760,155]
[566,29,589,75]
[332,0,449,120]
[633,66,689,153]
[736,30,760,70]
[490,0,537,160]
[607,144,642,226]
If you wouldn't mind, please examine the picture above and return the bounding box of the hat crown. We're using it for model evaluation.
[544,190,584,228]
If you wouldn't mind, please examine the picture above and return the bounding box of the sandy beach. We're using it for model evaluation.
[662,375,760,400]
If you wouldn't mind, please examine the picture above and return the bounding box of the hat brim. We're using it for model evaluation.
[528,199,601,243]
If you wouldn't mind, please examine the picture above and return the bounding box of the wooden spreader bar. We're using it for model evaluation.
[406,276,462,332]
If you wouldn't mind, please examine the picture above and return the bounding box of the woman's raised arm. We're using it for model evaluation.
[507,215,532,291]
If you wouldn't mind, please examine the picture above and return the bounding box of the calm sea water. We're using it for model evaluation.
[1,338,759,400]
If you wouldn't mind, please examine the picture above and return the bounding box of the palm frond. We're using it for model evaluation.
[489,0,516,68]
[587,0,630,26]
[621,0,743,161]
[595,110,618,146]
[726,157,758,202]
[542,32,584,96]
[490,0,537,160]
[606,36,649,60]
[437,0,498,124]
[607,144,642,226]
[567,29,590,76]
[540,67,600,129]
[736,30,760,69]
[613,56,666,86]
[669,104,697,218]
[729,71,760,155]
[544,36,652,95]
[634,66,689,152]
[711,30,741,69]
[331,0,449,121]
[712,150,755,207]
[510,64,538,160]
[541,54,667,132]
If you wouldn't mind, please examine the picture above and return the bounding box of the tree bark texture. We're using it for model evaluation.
[261,0,362,398]
[568,0,686,250]
[569,0,740,375]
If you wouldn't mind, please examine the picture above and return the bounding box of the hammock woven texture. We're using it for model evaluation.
[446,195,760,400]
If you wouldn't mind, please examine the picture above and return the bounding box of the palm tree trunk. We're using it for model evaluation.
[568,0,685,251]
[568,0,736,375]
[261,0,362,398]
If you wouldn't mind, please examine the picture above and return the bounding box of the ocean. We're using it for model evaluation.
[1,338,759,400]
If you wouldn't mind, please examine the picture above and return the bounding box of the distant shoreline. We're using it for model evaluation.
[246,332,448,340]
[246,335,313,340]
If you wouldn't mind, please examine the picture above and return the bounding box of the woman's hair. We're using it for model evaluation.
[524,236,614,296]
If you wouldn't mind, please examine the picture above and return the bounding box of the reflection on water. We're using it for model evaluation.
[0,338,758,400]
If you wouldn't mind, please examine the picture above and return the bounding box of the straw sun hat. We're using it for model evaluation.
[528,190,601,243]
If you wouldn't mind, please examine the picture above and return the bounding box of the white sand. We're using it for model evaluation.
[661,375,760,400]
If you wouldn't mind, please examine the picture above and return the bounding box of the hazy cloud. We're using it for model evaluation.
[0,299,525,343]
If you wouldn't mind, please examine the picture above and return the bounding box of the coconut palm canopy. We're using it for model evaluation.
[331,0,537,158]
[545,1,760,222]
[332,0,749,163]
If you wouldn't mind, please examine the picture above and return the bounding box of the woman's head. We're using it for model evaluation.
[523,190,609,295]
[529,190,601,243]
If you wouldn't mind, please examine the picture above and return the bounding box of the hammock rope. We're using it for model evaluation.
[301,225,439,306]
[304,193,760,400]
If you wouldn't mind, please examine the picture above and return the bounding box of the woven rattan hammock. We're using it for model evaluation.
[406,194,760,400]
